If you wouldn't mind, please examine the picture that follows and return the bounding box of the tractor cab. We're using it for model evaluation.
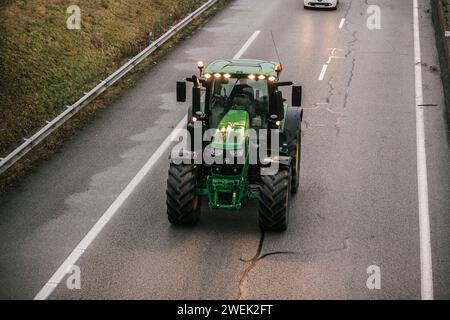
[177,59,301,131]
[205,68,272,130]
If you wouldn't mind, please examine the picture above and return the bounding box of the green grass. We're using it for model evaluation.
[0,0,230,191]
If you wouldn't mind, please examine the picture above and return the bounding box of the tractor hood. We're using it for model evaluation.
[212,110,249,150]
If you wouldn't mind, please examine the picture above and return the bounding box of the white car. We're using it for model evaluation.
[304,0,339,10]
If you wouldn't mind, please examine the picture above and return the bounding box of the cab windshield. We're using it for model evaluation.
[208,77,269,129]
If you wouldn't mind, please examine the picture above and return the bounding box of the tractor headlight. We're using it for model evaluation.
[261,156,279,165]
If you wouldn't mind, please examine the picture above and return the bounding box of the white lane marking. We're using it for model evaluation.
[326,56,344,64]
[34,116,186,300]
[328,48,344,54]
[34,30,262,300]
[233,30,260,59]
[319,48,345,80]
[339,18,345,29]
[318,64,328,81]
[413,0,433,300]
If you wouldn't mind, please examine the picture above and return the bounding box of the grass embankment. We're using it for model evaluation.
[0,0,229,192]
[431,0,450,126]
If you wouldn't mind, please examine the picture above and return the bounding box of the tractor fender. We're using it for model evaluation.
[169,150,198,164]
[261,155,292,175]
[282,107,303,153]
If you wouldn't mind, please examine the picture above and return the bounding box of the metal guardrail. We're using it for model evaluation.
[0,0,219,176]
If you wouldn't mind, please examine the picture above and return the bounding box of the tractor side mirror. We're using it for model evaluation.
[275,91,284,119]
[176,81,186,102]
[192,86,201,114]
[292,86,302,107]
[270,90,284,120]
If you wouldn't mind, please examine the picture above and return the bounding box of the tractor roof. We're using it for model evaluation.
[204,59,281,77]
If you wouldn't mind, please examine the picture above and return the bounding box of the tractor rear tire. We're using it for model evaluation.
[258,168,292,231]
[166,164,201,226]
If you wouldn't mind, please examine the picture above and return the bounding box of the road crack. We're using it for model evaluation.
[344,0,353,21]
[237,232,375,299]
[343,57,356,110]
[345,31,358,58]
[238,231,265,299]
[326,76,336,104]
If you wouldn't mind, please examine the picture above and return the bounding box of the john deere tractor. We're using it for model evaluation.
[166,59,303,231]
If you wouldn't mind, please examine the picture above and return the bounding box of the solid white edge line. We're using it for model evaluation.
[233,31,261,59]
[318,64,328,81]
[34,30,261,300]
[413,0,434,300]
[339,18,345,29]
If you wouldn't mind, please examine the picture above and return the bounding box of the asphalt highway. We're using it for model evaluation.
[0,0,449,299]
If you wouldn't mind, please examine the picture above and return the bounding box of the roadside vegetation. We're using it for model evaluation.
[0,0,229,192]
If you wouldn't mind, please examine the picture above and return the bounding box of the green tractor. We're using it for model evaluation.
[167,59,303,231]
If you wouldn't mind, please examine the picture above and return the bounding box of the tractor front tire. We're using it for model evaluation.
[166,164,200,226]
[258,168,292,231]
